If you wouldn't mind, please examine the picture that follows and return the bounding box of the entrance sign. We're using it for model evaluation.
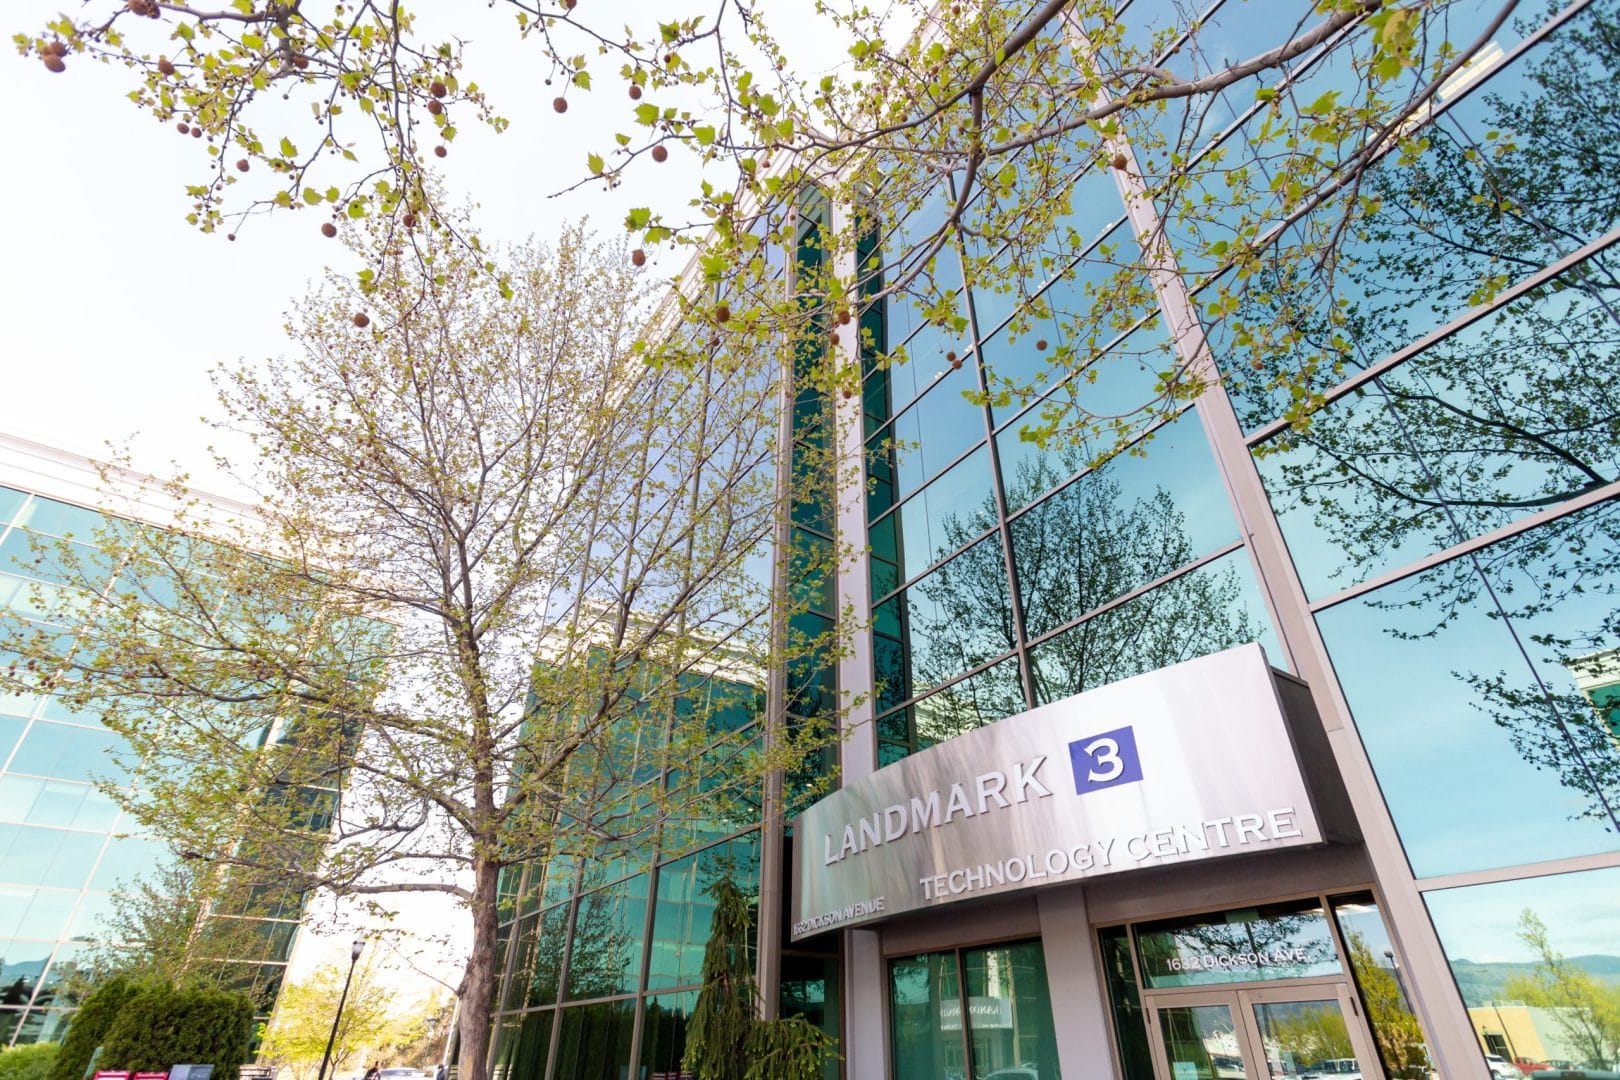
[790,645,1323,939]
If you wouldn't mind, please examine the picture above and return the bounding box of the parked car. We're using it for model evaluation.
[1530,1071,1620,1079]
[1299,1059,1363,1079]
[379,1070,429,1080]
[1486,1056,1523,1080]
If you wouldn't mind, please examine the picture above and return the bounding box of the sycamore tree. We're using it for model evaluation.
[0,214,846,1080]
[13,0,1534,453]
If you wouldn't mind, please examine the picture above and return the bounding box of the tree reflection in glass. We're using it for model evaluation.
[1318,499,1620,876]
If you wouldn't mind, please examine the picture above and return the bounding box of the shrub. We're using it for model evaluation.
[49,976,143,1080]
[98,983,255,1080]
[0,1043,60,1080]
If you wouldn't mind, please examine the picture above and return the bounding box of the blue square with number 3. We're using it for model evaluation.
[1069,725,1144,795]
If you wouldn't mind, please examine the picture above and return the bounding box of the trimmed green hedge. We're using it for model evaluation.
[0,1043,60,1080]
[99,983,254,1080]
[48,976,141,1080]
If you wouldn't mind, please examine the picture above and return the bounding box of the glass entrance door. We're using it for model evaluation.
[1147,984,1380,1080]
[1151,991,1256,1080]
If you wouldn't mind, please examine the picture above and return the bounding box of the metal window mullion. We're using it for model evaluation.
[1308,479,1620,614]
[946,171,1037,713]
[540,865,585,1080]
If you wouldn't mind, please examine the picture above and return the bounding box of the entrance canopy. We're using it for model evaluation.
[789,644,1325,940]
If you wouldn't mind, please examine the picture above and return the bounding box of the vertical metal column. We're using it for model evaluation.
[1037,888,1123,1079]
[1097,101,1493,1080]
[755,208,803,1018]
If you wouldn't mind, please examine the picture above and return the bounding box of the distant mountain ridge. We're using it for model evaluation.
[1450,955,1620,1004]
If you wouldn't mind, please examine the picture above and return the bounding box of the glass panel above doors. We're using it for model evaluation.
[1136,898,1344,989]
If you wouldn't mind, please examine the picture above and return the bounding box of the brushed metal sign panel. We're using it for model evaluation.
[789,644,1322,940]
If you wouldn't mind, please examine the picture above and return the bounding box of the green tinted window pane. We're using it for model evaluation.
[1317,499,1620,877]
[877,444,996,592]
[1330,892,1431,1077]
[1135,898,1343,989]
[640,991,698,1077]
[0,778,43,824]
[1154,1001,1246,1080]
[905,657,1025,753]
[663,729,762,857]
[490,1009,552,1080]
[963,940,1062,1079]
[519,855,575,917]
[487,1016,520,1080]
[1031,548,1281,703]
[890,951,965,1080]
[780,954,841,1080]
[0,1007,22,1043]
[0,778,115,831]
[647,835,759,992]
[0,887,31,938]
[514,905,570,1010]
[552,1000,635,1079]
[1099,926,1154,1080]
[564,874,648,1001]
[0,885,79,946]
[874,365,986,507]
[883,534,1016,700]
[1424,865,1620,1075]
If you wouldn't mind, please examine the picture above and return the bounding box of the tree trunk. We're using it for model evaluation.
[456,859,500,1080]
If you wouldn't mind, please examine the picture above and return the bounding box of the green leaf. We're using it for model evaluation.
[587,152,605,175]
[280,136,298,158]
[625,207,652,229]
[693,125,715,146]
[572,70,591,90]
[634,103,659,126]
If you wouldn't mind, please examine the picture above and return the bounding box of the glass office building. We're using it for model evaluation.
[0,434,311,1043]
[489,1,1620,1077]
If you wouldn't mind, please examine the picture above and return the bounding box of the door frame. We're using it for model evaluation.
[1144,979,1383,1080]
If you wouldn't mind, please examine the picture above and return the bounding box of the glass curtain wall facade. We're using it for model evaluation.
[485,198,840,1080]
[0,480,316,1044]
[490,2,1620,1076]
[858,0,1620,1077]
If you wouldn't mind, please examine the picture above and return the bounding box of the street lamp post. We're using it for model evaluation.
[316,939,366,1080]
